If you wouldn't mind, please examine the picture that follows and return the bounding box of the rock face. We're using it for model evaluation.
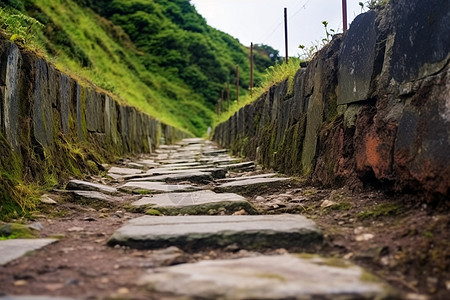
[213,0,450,200]
[138,254,396,300]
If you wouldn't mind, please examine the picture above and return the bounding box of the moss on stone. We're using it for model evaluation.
[357,203,403,220]
[146,209,162,216]
[0,223,37,239]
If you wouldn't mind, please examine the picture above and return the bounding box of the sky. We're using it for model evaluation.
[190,0,365,57]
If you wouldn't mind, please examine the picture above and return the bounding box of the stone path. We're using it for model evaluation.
[0,138,397,299]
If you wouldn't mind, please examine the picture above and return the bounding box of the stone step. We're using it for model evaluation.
[138,254,397,300]
[202,149,228,156]
[129,190,256,215]
[177,138,206,145]
[160,162,202,168]
[215,177,290,194]
[66,180,117,195]
[108,214,322,251]
[107,166,145,175]
[216,173,277,182]
[0,239,58,266]
[128,167,226,180]
[127,171,214,184]
[0,296,76,300]
[66,190,123,207]
[220,161,255,171]
[118,181,200,194]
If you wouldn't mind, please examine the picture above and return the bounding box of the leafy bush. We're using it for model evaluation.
[0,6,42,44]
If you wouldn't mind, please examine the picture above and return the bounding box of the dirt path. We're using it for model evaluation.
[0,139,448,299]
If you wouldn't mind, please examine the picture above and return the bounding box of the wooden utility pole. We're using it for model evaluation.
[342,0,348,32]
[236,65,239,103]
[284,8,288,63]
[250,43,254,96]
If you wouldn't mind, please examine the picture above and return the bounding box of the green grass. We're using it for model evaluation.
[357,203,403,220]
[27,0,210,136]
[213,58,301,128]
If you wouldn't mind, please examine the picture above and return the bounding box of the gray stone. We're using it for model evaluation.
[130,190,255,215]
[159,145,181,150]
[104,95,119,145]
[40,194,57,205]
[0,239,57,265]
[177,138,205,145]
[59,74,71,134]
[33,59,54,147]
[162,162,202,169]
[138,254,396,300]
[85,88,99,132]
[108,166,144,175]
[337,11,377,105]
[132,171,213,183]
[389,0,450,83]
[128,167,226,180]
[0,42,20,151]
[68,190,122,205]
[75,83,85,141]
[0,296,76,300]
[216,173,277,182]
[202,149,228,156]
[220,161,255,171]
[215,177,290,194]
[108,214,321,250]
[66,180,117,195]
[119,182,199,194]
[125,162,145,169]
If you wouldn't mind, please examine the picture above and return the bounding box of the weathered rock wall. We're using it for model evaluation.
[213,0,450,200]
[0,39,189,186]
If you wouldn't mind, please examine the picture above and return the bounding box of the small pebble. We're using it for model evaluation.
[13,280,27,286]
[255,196,264,201]
[355,233,374,241]
[67,227,84,232]
[40,194,57,205]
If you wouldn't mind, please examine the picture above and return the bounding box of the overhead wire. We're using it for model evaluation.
[258,0,310,45]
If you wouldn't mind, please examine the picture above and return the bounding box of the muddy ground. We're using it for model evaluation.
[0,170,449,300]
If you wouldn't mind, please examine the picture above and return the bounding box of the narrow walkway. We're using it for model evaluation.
[0,139,397,299]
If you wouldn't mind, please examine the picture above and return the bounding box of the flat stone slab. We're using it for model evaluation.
[0,296,76,300]
[161,162,202,169]
[215,177,290,194]
[129,167,226,180]
[216,173,277,182]
[130,172,213,183]
[107,166,144,175]
[202,149,228,156]
[177,138,205,145]
[0,239,57,265]
[66,180,117,195]
[220,161,255,171]
[138,254,396,300]
[68,190,122,206]
[108,215,322,250]
[119,181,199,194]
[130,190,255,215]
[159,145,181,150]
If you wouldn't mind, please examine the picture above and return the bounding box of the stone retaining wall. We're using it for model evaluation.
[0,39,189,183]
[213,0,450,200]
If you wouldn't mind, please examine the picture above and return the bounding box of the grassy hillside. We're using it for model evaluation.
[1,0,278,136]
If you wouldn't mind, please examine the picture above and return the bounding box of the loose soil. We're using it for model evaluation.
[0,169,449,300]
